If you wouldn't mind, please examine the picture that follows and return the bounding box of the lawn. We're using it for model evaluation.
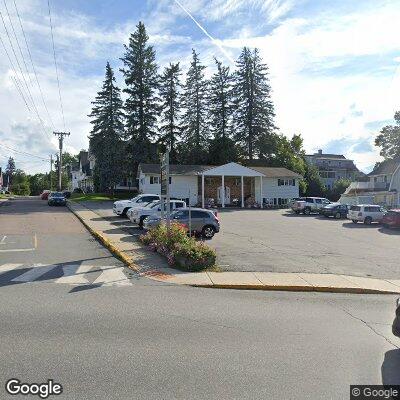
[70,192,136,202]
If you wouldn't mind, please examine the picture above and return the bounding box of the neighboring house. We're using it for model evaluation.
[305,149,362,189]
[137,162,302,207]
[340,158,400,207]
[71,151,94,191]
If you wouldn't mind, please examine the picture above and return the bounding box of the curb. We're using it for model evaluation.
[67,201,139,273]
[66,201,400,295]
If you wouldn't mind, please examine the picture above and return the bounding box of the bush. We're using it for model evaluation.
[139,222,216,271]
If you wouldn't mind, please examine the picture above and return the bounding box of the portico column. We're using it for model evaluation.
[260,176,263,208]
[201,174,205,208]
[221,175,225,208]
[241,176,244,208]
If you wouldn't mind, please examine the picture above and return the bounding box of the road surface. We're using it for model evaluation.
[1,198,399,399]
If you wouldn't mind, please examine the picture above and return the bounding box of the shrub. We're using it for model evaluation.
[139,222,216,271]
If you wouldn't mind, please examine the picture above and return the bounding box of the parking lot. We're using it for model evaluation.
[79,201,400,280]
[210,209,400,279]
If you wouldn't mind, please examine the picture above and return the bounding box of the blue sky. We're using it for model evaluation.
[1,0,400,174]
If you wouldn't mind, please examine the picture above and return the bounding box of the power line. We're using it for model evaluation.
[0,5,51,140]
[12,0,55,130]
[47,0,66,131]
[0,142,50,160]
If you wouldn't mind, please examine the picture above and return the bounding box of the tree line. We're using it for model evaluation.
[88,21,309,192]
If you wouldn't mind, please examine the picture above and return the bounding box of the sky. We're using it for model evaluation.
[0,0,400,174]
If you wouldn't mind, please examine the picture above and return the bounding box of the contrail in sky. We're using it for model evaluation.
[174,0,235,64]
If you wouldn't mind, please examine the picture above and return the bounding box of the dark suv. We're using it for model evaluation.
[320,203,349,219]
[143,208,220,239]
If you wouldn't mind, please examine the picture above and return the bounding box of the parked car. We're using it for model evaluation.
[392,298,400,337]
[128,200,187,228]
[347,205,386,224]
[291,197,331,215]
[113,194,160,217]
[40,190,51,200]
[382,209,400,229]
[143,208,220,239]
[48,192,66,206]
[320,203,349,219]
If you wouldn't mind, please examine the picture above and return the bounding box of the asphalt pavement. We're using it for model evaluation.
[1,198,400,399]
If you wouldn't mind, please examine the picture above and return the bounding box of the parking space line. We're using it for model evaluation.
[12,264,55,282]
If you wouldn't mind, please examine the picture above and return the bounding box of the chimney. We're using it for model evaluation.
[318,149,322,155]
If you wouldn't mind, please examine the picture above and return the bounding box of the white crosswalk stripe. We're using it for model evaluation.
[92,266,132,286]
[56,264,92,285]
[0,263,132,287]
[12,264,55,282]
[0,264,23,273]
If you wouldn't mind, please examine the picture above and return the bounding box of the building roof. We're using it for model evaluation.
[305,153,346,159]
[368,158,400,176]
[139,163,302,178]
[139,164,213,175]
[250,167,303,178]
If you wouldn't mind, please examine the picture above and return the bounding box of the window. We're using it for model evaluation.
[150,176,160,184]
[174,202,184,209]
[350,205,361,211]
[169,176,172,184]
[278,179,295,186]
[278,179,283,186]
[191,210,209,218]
[172,210,189,219]
[315,199,322,204]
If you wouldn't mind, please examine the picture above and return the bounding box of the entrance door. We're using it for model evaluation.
[217,186,231,205]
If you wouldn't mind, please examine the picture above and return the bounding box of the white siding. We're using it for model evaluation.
[262,178,299,200]
[139,173,198,205]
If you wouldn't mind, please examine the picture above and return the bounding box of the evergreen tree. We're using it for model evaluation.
[120,21,159,173]
[89,62,125,192]
[5,157,16,187]
[180,49,209,164]
[233,47,276,160]
[207,58,237,164]
[158,62,182,162]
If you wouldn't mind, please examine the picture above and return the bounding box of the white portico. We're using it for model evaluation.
[200,162,265,208]
[137,162,302,207]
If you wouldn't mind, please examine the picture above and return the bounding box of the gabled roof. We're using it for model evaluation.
[368,159,400,176]
[251,167,303,178]
[139,164,212,175]
[139,162,303,178]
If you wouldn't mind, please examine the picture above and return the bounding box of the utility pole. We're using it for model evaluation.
[53,131,70,191]
[50,154,53,191]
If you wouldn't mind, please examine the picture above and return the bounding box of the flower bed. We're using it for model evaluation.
[139,222,217,272]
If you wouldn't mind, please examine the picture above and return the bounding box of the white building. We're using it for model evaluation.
[340,158,400,207]
[137,162,302,207]
[71,151,94,191]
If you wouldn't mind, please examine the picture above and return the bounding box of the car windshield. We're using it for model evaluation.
[51,192,64,198]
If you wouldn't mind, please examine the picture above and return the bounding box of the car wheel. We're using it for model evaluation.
[121,207,129,217]
[335,212,341,219]
[139,216,147,229]
[364,216,372,225]
[304,208,311,215]
[202,225,215,239]
[352,220,358,224]
[294,210,300,214]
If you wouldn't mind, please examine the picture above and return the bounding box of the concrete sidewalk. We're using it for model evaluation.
[67,201,400,295]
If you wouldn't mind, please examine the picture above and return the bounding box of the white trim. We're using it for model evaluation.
[201,162,265,177]
[201,174,205,208]
[222,175,225,208]
[241,176,244,208]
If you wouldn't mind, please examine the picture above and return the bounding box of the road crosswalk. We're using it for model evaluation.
[0,263,134,287]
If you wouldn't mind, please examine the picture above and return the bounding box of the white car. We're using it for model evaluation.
[347,204,386,225]
[113,194,160,217]
[128,200,187,227]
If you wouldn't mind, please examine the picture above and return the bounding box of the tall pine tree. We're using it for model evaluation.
[88,62,125,192]
[120,22,159,174]
[207,58,237,164]
[180,49,209,164]
[158,62,182,163]
[233,47,276,160]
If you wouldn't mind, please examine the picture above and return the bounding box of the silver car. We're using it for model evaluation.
[143,208,220,239]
